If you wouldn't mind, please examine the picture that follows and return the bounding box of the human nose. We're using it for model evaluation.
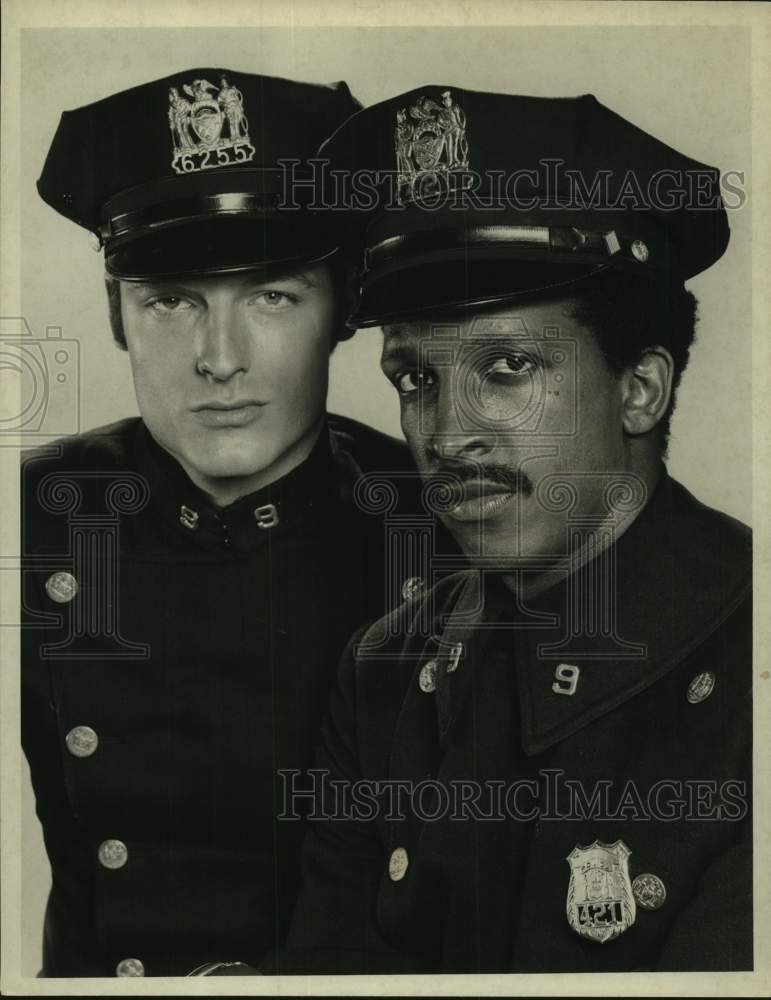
[424,370,496,463]
[195,302,248,382]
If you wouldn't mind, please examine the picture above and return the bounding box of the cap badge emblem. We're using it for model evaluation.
[566,840,636,943]
[394,90,470,205]
[168,76,255,175]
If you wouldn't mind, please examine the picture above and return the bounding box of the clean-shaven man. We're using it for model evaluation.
[21,69,420,977]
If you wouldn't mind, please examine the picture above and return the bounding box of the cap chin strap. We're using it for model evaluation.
[364,224,632,274]
[100,191,283,244]
[105,244,340,283]
[348,263,613,330]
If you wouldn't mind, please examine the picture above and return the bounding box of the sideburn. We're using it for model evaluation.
[104,275,128,350]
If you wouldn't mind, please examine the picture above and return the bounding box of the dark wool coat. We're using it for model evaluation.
[277,474,752,974]
[21,414,417,977]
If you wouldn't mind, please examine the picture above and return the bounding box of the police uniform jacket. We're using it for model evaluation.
[277,473,752,973]
[21,413,415,977]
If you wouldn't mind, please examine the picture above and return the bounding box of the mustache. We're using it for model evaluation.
[424,463,534,499]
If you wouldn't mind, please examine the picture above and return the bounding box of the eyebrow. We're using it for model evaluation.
[124,270,316,296]
[380,340,419,367]
[261,270,315,288]
[383,322,419,338]
[124,279,197,295]
[382,321,419,341]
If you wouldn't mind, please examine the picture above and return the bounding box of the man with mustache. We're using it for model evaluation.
[21,69,424,977]
[272,88,752,972]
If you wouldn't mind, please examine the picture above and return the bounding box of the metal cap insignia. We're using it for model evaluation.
[566,840,636,943]
[394,90,470,205]
[169,76,255,175]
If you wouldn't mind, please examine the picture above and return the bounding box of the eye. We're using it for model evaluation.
[147,296,194,315]
[250,290,298,310]
[482,353,537,378]
[393,369,436,395]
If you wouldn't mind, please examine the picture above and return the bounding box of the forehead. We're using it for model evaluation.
[381,297,588,354]
[120,262,330,294]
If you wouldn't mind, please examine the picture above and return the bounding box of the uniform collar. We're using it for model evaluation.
[134,420,345,554]
[433,472,751,753]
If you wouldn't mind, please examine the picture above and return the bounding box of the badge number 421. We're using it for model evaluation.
[173,141,256,175]
[577,900,624,926]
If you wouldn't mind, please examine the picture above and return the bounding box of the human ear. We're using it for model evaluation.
[620,346,674,436]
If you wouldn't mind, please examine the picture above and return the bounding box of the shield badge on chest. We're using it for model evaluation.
[566,840,636,943]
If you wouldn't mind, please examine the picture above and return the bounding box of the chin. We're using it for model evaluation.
[183,443,277,481]
[449,517,567,567]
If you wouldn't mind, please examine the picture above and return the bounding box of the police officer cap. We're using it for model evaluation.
[319,87,730,327]
[38,69,360,280]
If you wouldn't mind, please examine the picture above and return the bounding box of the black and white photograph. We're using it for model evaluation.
[1,1,768,995]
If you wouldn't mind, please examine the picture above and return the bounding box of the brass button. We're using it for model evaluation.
[418,659,437,693]
[98,839,128,870]
[65,725,98,758]
[632,873,667,910]
[687,671,716,704]
[45,571,78,603]
[630,239,649,262]
[388,847,409,882]
[116,957,144,977]
[401,576,425,600]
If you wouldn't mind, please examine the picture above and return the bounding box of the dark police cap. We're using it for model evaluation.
[318,87,730,327]
[38,69,360,280]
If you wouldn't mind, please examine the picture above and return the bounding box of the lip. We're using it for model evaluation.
[444,480,518,523]
[191,401,265,428]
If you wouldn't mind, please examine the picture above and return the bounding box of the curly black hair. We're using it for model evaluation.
[565,269,698,454]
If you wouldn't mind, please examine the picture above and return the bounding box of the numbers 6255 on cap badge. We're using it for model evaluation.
[168,75,256,175]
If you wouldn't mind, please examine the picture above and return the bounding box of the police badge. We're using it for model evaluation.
[394,90,470,204]
[566,840,636,943]
[168,75,255,175]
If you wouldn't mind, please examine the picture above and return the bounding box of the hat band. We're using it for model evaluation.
[364,224,634,273]
[101,191,282,244]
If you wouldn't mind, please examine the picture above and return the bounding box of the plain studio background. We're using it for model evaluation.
[18,25,751,974]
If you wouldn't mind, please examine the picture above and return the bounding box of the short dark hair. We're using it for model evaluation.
[565,270,698,453]
[105,252,355,352]
[105,274,126,348]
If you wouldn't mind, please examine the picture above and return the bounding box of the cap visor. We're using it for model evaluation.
[350,257,606,328]
[106,216,338,280]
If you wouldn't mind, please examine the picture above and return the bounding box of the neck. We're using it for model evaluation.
[503,458,664,600]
